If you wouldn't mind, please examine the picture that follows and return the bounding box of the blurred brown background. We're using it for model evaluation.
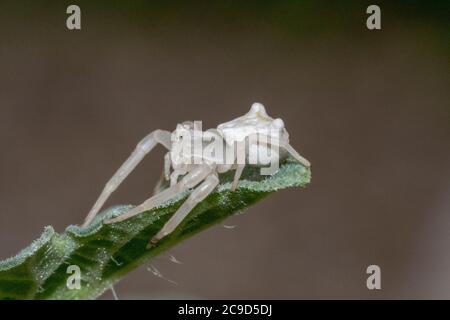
[0,1,449,299]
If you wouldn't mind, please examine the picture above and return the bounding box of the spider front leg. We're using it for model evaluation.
[83,130,172,227]
[104,164,213,224]
[258,134,311,168]
[231,164,245,191]
[149,173,219,247]
[225,142,245,191]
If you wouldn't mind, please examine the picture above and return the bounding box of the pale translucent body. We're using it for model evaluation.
[83,103,310,246]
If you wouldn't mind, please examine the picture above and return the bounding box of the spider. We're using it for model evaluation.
[83,103,310,246]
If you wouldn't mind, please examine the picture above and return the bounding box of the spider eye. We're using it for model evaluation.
[250,102,267,115]
[273,118,284,129]
[181,121,194,130]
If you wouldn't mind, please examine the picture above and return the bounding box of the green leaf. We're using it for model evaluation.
[0,158,310,300]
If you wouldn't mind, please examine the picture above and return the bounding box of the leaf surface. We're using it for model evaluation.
[0,158,310,299]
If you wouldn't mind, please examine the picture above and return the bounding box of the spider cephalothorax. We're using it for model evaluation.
[83,103,310,246]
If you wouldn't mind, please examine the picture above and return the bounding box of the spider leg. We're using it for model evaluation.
[104,164,213,224]
[83,130,172,227]
[149,173,219,247]
[170,169,185,187]
[279,142,310,167]
[231,164,245,191]
[164,152,171,181]
[258,134,310,168]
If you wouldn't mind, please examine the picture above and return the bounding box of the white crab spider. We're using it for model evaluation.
[83,103,310,246]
